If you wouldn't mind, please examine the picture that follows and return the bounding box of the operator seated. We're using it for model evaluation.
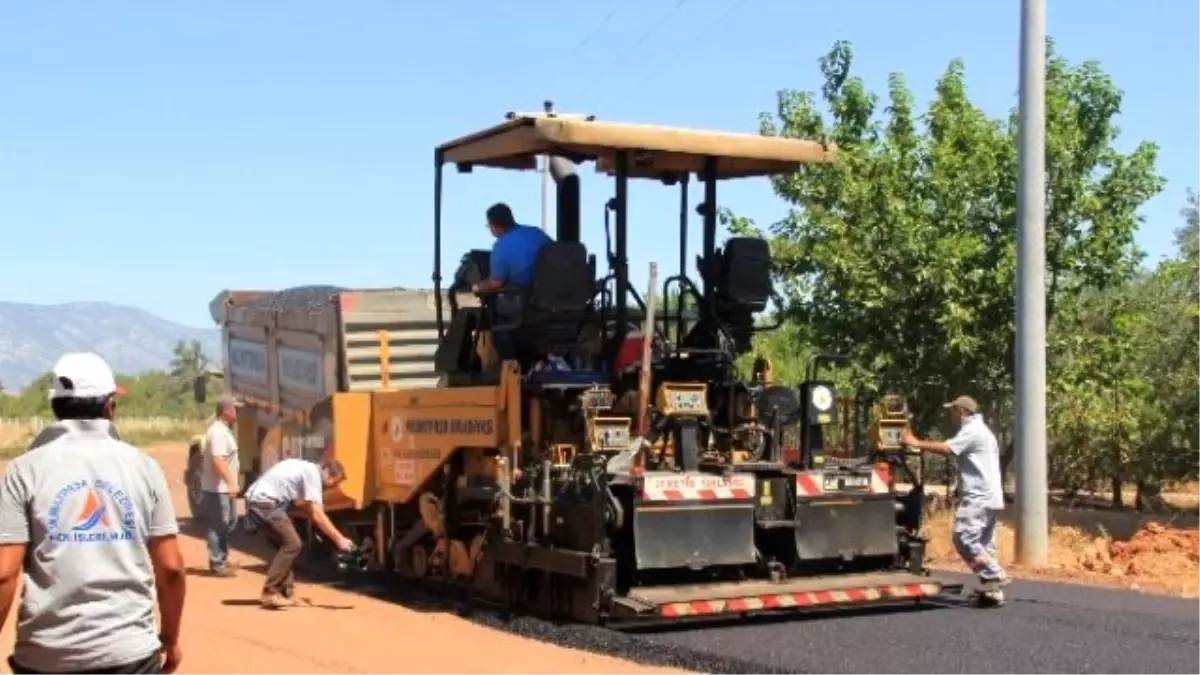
[470,202,554,363]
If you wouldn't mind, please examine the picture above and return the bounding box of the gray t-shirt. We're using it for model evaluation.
[947,414,1005,510]
[200,419,239,493]
[0,420,179,672]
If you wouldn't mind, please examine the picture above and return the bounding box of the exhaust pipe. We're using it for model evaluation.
[549,156,581,243]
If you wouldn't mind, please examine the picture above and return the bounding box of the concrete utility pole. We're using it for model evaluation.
[1014,0,1049,566]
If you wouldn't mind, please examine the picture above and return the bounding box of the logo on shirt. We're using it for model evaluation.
[47,479,136,544]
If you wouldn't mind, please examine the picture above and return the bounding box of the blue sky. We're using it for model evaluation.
[2,1,1196,329]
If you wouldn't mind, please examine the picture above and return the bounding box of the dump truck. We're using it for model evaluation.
[198,112,960,626]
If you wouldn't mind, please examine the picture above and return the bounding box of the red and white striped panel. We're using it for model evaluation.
[795,467,891,498]
[658,582,941,618]
[640,472,756,502]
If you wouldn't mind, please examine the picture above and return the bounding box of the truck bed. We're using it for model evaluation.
[213,287,459,411]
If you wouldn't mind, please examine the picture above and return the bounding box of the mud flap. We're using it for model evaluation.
[795,497,898,562]
[633,503,757,570]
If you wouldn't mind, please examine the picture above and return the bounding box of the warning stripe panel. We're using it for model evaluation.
[657,583,942,618]
[641,473,756,502]
[643,486,755,502]
[795,468,892,497]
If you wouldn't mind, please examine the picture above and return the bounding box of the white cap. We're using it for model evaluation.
[48,352,124,400]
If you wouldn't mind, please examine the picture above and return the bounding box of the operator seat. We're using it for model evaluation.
[521,241,595,359]
[684,236,773,355]
[717,237,772,311]
[714,237,772,354]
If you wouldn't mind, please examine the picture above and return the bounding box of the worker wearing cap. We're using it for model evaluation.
[0,352,186,673]
[200,393,243,577]
[903,395,1009,607]
[243,457,355,609]
[471,202,554,363]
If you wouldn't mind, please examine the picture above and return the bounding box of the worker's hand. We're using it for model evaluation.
[335,535,355,553]
[901,428,918,447]
[161,641,182,674]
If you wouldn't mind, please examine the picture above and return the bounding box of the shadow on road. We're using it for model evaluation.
[177,515,466,617]
[220,598,356,611]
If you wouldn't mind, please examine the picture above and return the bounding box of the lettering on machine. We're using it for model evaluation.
[228,339,268,382]
[278,347,324,393]
[281,432,327,460]
[405,418,494,436]
[394,460,417,487]
[643,473,755,492]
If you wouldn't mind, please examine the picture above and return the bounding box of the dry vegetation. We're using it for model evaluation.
[922,484,1200,598]
[0,416,199,458]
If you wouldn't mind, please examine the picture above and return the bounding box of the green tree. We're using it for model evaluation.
[728,39,1165,451]
[168,339,209,397]
[169,339,208,380]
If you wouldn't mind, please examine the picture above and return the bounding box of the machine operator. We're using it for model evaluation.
[470,202,553,362]
[903,395,1009,608]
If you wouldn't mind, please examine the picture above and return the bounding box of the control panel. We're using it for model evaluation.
[580,385,616,414]
[871,394,912,453]
[589,416,632,452]
[655,382,710,417]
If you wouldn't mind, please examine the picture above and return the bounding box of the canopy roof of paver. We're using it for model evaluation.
[435,115,838,180]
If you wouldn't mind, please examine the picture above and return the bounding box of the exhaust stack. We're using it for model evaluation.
[549,156,581,243]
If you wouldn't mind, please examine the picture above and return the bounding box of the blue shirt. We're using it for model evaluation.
[490,223,553,288]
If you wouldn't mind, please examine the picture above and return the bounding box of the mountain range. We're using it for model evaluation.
[0,301,221,392]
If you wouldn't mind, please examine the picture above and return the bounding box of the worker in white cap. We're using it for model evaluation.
[903,394,1010,608]
[0,352,186,673]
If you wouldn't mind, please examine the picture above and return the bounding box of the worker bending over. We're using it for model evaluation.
[903,395,1010,608]
[471,202,553,362]
[243,458,355,609]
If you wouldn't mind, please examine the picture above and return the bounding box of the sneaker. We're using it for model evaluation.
[978,574,1011,591]
[211,567,238,578]
[970,589,1006,608]
[260,593,297,610]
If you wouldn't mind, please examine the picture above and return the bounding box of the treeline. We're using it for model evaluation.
[730,39,1199,507]
[0,340,220,419]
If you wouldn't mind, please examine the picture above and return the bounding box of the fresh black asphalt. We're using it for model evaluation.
[308,566,1197,674]
[615,572,1200,673]
[249,525,1199,675]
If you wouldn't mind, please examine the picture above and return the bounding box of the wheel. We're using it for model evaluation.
[185,447,205,518]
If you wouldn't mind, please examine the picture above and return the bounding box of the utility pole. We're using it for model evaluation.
[1014,0,1049,566]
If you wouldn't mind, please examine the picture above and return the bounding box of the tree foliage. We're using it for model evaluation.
[732,38,1163,421]
[729,39,1193,500]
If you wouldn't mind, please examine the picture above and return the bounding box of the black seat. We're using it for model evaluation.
[687,237,773,355]
[522,241,595,359]
[451,249,492,292]
[717,237,772,312]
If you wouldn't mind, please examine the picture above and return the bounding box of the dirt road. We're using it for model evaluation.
[0,444,680,675]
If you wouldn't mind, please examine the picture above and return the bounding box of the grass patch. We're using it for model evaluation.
[0,417,200,459]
